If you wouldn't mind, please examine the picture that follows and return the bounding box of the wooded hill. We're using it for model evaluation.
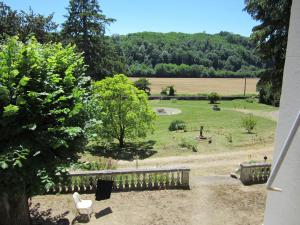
[113,31,264,78]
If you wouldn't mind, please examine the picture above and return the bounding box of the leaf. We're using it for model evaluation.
[19,76,31,86]
[33,151,40,157]
[0,161,8,169]
[3,104,19,117]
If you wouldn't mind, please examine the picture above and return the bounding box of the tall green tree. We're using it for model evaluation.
[62,0,124,80]
[244,0,292,106]
[89,74,156,147]
[0,2,58,43]
[0,37,89,225]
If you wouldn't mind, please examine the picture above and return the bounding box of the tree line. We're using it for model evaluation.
[115,31,264,78]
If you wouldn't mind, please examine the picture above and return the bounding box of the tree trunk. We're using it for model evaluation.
[0,192,31,225]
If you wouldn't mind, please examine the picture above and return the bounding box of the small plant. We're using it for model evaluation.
[245,97,255,103]
[208,92,220,104]
[225,133,233,143]
[168,85,176,96]
[169,120,186,131]
[160,87,168,96]
[179,138,198,152]
[241,114,257,133]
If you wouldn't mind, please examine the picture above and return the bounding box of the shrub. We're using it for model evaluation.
[208,92,220,104]
[134,78,151,95]
[160,85,176,96]
[179,138,198,152]
[241,114,257,133]
[169,120,186,131]
[168,85,176,96]
[225,133,233,143]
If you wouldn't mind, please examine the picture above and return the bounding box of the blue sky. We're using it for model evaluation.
[4,0,258,37]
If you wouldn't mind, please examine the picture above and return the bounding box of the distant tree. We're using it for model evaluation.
[208,92,220,104]
[18,8,59,43]
[91,74,156,147]
[244,0,292,106]
[62,0,124,80]
[0,2,58,43]
[0,37,89,225]
[134,78,151,95]
[0,2,20,39]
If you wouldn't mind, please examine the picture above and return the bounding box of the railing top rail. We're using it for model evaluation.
[68,167,190,176]
[240,163,272,168]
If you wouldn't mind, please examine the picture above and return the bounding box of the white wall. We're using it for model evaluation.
[264,1,300,224]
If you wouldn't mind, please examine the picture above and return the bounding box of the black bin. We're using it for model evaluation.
[95,179,114,201]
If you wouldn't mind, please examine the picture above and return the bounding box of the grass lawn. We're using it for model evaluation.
[141,99,277,157]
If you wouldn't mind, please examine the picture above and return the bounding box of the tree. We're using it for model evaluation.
[62,0,124,80]
[0,2,58,43]
[0,37,89,225]
[244,0,292,106]
[208,92,220,104]
[134,78,151,95]
[90,74,156,147]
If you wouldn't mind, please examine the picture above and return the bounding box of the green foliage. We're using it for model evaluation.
[116,32,263,78]
[62,0,125,80]
[208,92,220,104]
[161,85,176,96]
[244,0,292,106]
[169,120,186,131]
[134,78,151,95]
[88,74,156,147]
[241,114,257,133]
[0,36,89,196]
[179,138,198,152]
[0,2,58,43]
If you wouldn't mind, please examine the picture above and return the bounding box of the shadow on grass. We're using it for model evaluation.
[30,203,70,225]
[90,140,157,160]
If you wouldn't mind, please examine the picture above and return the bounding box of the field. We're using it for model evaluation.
[130,77,259,95]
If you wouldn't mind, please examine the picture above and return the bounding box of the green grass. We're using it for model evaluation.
[143,99,277,157]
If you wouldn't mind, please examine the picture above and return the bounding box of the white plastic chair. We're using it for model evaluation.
[72,192,93,221]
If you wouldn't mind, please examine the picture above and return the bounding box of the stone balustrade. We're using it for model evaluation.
[240,163,271,185]
[48,167,190,194]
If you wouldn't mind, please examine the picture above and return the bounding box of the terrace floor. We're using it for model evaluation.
[31,175,266,225]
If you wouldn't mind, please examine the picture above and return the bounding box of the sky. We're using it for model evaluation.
[4,0,258,37]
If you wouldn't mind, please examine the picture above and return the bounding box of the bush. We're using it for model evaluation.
[160,85,176,96]
[179,138,198,152]
[169,120,186,131]
[134,78,151,95]
[245,97,255,103]
[241,114,257,133]
[208,92,220,104]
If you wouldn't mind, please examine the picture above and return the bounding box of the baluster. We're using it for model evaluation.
[136,173,142,189]
[171,172,175,187]
[125,175,130,191]
[177,171,181,186]
[112,176,117,191]
[154,173,158,189]
[119,175,123,191]
[148,174,153,189]
[142,173,147,189]
[73,178,79,192]
[166,172,170,188]
[130,174,136,189]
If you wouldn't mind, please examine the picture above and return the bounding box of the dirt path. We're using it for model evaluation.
[117,146,273,176]
[231,108,279,121]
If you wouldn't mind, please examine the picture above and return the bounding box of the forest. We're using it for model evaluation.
[114,31,264,78]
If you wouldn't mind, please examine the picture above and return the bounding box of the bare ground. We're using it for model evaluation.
[129,77,259,95]
[31,146,272,225]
